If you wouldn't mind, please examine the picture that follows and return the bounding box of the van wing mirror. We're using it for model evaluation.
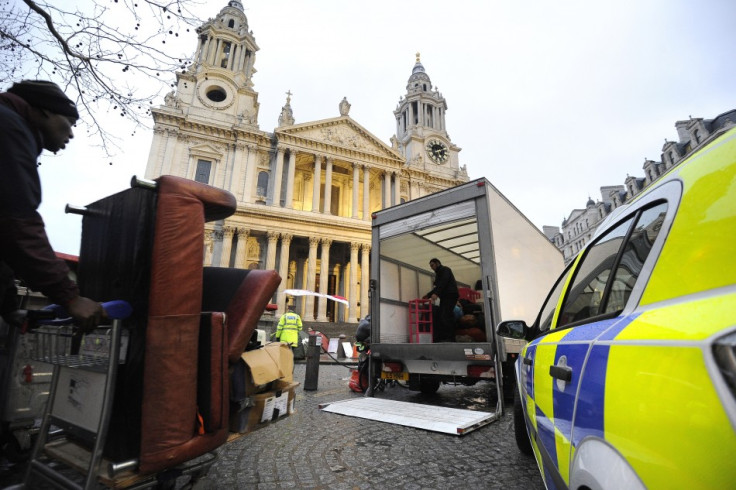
[496,320,530,341]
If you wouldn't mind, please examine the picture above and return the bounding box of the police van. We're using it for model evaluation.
[497,123,736,488]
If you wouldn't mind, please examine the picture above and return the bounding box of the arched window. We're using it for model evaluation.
[228,19,235,28]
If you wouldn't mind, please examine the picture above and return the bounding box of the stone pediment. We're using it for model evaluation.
[189,143,224,160]
[566,209,585,223]
[276,117,401,161]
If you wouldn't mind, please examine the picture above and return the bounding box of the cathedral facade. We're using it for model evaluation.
[143,1,469,323]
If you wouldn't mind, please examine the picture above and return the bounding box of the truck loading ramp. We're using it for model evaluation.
[320,398,498,435]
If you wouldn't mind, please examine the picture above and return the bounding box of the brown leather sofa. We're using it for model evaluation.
[77,175,280,475]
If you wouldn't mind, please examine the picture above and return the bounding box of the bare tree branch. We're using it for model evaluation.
[0,0,207,154]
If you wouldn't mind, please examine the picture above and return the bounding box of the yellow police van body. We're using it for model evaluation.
[497,122,736,489]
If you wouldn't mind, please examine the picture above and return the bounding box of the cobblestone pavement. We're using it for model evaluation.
[208,363,544,489]
[0,362,544,489]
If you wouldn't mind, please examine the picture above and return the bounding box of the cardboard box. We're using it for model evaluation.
[239,342,294,394]
[229,380,299,434]
[264,342,294,383]
[272,379,299,416]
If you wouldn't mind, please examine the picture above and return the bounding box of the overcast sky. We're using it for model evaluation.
[30,0,736,255]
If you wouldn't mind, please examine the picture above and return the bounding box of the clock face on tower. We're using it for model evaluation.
[426,139,449,163]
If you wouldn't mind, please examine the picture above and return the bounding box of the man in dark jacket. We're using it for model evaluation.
[0,80,103,330]
[424,258,459,342]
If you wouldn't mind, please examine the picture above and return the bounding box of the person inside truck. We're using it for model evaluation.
[424,258,459,342]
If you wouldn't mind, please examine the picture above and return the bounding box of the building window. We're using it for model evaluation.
[228,19,235,28]
[694,128,701,144]
[195,159,211,184]
[256,171,269,201]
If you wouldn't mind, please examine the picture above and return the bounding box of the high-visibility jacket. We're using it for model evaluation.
[273,311,302,347]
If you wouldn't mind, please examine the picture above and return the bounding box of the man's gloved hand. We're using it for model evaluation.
[66,295,105,333]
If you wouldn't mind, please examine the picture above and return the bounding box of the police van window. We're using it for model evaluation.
[557,217,634,327]
[604,202,668,314]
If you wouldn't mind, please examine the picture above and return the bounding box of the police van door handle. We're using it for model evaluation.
[549,365,572,382]
[523,357,533,366]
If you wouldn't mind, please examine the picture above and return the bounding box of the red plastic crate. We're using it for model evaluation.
[458,287,480,302]
[408,298,433,343]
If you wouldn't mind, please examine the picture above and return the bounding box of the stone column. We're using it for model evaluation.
[383,171,391,209]
[230,143,246,202]
[317,238,332,322]
[160,129,178,177]
[245,50,255,78]
[242,145,258,203]
[349,242,359,321]
[298,257,308,317]
[210,39,221,65]
[265,232,279,270]
[226,44,233,70]
[272,147,285,207]
[305,237,319,320]
[276,233,292,315]
[360,244,370,320]
[285,149,296,208]
[199,36,210,64]
[323,157,333,214]
[204,230,215,266]
[352,163,359,218]
[241,46,248,72]
[311,155,322,213]
[334,264,344,322]
[363,165,370,221]
[234,228,249,268]
[393,172,401,206]
[219,226,235,267]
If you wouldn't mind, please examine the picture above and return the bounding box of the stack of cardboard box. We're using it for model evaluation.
[229,342,299,436]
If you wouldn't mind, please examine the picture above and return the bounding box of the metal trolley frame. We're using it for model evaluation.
[24,317,124,490]
[19,314,217,490]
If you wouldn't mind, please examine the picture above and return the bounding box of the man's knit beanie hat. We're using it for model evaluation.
[7,80,79,119]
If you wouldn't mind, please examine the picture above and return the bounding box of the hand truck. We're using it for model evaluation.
[21,301,132,490]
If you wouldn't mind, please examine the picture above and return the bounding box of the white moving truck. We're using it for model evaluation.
[369,178,563,408]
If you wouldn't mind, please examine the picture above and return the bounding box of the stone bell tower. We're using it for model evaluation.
[394,53,463,181]
[165,0,261,127]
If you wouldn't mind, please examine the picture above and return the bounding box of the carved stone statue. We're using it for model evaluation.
[164,90,180,109]
[339,97,351,116]
[279,90,295,126]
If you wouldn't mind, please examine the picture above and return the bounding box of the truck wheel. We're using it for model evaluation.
[419,379,440,395]
[513,387,533,456]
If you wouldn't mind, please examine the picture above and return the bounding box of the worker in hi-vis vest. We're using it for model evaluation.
[272,304,303,348]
